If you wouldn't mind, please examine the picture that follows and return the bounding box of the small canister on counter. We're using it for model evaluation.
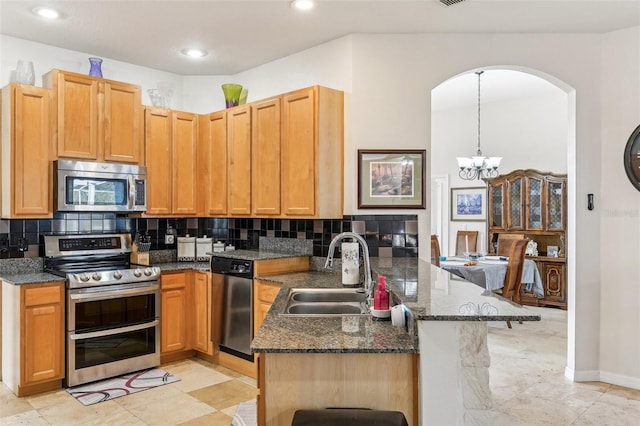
[213,241,225,253]
[177,236,196,262]
[196,236,212,261]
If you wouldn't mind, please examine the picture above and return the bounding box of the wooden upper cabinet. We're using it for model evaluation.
[103,81,143,164]
[281,86,344,218]
[204,111,228,215]
[252,98,281,216]
[282,88,316,216]
[43,69,142,164]
[1,84,52,218]
[488,169,567,234]
[144,108,197,216]
[144,107,173,215]
[506,175,525,230]
[488,180,506,230]
[545,176,566,231]
[227,105,252,215]
[172,111,198,215]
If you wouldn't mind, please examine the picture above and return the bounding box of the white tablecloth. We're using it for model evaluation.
[440,256,544,297]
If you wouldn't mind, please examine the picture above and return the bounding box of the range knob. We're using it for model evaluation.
[79,273,90,282]
[144,268,154,276]
[133,269,143,278]
[113,271,123,280]
[91,272,102,281]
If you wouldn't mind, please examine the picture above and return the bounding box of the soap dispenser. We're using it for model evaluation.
[374,275,390,311]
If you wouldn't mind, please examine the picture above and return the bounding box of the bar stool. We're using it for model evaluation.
[291,408,409,426]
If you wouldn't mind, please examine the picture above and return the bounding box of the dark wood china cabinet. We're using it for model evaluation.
[487,169,568,309]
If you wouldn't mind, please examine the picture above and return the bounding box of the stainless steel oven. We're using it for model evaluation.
[44,234,160,387]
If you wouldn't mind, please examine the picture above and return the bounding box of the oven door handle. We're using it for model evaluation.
[70,320,159,341]
[69,283,159,301]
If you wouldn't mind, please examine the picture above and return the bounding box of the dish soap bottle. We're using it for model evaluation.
[374,275,390,311]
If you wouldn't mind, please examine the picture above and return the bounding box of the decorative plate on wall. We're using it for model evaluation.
[624,124,640,192]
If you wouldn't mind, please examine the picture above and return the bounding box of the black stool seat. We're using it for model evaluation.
[291,408,409,426]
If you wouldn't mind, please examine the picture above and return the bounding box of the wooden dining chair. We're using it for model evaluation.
[496,233,525,257]
[497,238,529,328]
[430,235,441,267]
[455,230,479,255]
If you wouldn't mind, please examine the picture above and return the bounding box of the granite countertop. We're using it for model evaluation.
[156,262,210,272]
[207,249,309,261]
[252,270,418,354]
[0,250,307,285]
[0,271,65,285]
[369,257,542,322]
[251,257,541,354]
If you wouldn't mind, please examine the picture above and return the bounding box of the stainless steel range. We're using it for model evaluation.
[44,233,161,387]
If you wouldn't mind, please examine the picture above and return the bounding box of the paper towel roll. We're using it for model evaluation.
[341,242,360,285]
[391,305,406,327]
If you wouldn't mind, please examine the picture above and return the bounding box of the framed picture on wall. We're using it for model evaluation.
[450,187,487,221]
[357,149,426,209]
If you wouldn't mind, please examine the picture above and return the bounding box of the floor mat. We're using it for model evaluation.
[66,368,180,406]
[231,400,257,426]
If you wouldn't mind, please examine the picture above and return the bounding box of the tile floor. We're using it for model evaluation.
[1,306,639,425]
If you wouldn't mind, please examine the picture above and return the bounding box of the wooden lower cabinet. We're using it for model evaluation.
[539,260,566,307]
[258,352,418,426]
[160,271,193,360]
[253,257,309,334]
[254,280,282,334]
[519,258,567,309]
[1,281,65,396]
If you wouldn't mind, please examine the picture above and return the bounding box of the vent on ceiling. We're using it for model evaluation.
[439,0,466,6]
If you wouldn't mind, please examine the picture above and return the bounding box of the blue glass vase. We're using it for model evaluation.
[88,57,103,78]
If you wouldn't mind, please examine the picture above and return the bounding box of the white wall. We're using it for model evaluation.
[0,35,182,108]
[599,26,640,389]
[432,89,568,253]
[181,36,354,114]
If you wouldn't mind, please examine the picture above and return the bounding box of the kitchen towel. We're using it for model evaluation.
[66,368,180,406]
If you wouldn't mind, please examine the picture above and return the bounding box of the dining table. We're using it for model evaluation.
[439,255,544,297]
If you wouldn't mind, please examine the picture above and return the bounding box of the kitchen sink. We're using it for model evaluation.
[282,288,369,316]
[290,288,367,303]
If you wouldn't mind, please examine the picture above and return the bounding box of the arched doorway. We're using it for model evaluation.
[430,66,577,379]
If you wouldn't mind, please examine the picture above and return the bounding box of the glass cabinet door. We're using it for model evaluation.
[546,178,566,231]
[489,181,505,229]
[526,176,544,230]
[507,176,524,230]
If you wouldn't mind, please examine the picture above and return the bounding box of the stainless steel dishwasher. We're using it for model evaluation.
[210,256,254,362]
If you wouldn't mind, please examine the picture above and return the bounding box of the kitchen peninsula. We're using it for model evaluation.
[252,257,540,426]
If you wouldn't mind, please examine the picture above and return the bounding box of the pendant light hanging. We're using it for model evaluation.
[456,71,502,180]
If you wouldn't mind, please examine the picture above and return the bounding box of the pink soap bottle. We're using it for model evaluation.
[374,275,390,310]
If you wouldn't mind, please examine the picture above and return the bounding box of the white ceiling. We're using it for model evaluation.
[1,0,639,76]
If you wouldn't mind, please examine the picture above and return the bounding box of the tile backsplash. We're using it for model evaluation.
[0,214,418,259]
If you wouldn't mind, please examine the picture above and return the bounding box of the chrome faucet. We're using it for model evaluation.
[324,232,373,301]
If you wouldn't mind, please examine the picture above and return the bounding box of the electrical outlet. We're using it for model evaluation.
[18,237,29,252]
[165,234,175,244]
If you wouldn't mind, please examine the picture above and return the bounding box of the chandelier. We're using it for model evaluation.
[456,71,502,180]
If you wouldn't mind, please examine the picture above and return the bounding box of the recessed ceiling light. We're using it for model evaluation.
[180,48,208,58]
[32,7,61,19]
[291,0,315,11]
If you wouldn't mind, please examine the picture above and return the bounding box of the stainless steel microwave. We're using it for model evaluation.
[54,160,147,213]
